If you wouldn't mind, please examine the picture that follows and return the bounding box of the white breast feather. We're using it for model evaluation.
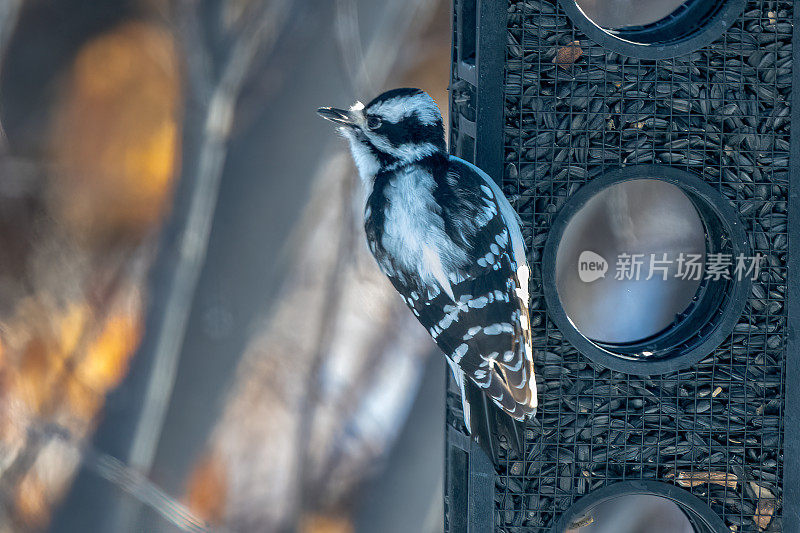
[381,166,467,300]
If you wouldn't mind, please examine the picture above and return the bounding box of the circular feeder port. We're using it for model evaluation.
[558,0,748,59]
[542,165,750,375]
[554,179,706,345]
[554,481,727,533]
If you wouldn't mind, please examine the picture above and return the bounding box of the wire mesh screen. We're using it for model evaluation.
[447,0,791,531]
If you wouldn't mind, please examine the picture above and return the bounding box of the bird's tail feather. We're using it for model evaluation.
[449,357,530,462]
[464,379,526,462]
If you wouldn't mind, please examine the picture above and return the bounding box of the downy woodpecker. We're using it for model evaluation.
[318,88,537,442]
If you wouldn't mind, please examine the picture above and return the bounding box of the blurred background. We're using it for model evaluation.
[0,0,450,531]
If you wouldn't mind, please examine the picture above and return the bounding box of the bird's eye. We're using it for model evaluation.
[366,116,382,130]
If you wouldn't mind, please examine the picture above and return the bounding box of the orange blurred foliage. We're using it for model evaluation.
[15,471,49,530]
[0,17,181,530]
[76,305,141,392]
[12,302,89,415]
[300,514,355,533]
[186,452,229,525]
[48,20,182,245]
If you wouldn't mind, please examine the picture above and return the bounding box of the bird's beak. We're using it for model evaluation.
[317,107,356,127]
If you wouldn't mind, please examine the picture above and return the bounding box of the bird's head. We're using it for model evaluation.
[318,88,446,180]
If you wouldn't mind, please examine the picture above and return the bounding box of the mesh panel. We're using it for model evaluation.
[448,1,790,531]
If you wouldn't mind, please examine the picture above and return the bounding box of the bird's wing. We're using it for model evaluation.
[398,157,537,421]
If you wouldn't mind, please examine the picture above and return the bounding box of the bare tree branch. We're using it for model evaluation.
[2,405,213,533]
[290,165,358,529]
[126,0,292,476]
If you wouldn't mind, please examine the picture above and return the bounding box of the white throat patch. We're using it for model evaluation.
[341,128,380,185]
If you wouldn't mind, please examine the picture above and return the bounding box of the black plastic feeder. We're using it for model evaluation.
[558,0,749,59]
[445,0,797,531]
[553,481,728,532]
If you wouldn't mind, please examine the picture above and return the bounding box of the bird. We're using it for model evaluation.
[318,88,537,455]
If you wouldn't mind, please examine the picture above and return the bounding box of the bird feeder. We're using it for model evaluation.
[445,0,797,531]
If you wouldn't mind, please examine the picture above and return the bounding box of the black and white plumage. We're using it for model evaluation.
[318,88,537,434]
